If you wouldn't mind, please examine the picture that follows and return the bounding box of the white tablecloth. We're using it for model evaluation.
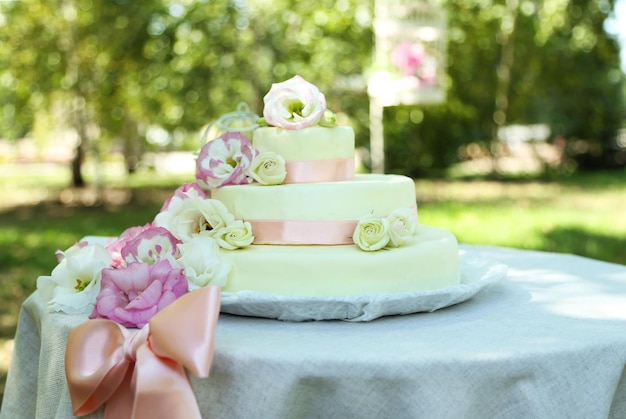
[2,245,626,419]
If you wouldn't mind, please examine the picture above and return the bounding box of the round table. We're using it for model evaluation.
[2,245,626,419]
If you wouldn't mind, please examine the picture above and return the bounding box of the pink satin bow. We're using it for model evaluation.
[65,285,221,419]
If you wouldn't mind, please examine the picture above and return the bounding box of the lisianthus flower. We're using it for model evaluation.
[352,214,390,252]
[106,223,153,268]
[37,244,113,314]
[160,182,208,212]
[249,151,287,185]
[54,240,88,263]
[176,235,232,290]
[262,75,327,130]
[196,132,258,188]
[121,226,181,265]
[387,207,418,247]
[154,195,235,242]
[90,259,188,328]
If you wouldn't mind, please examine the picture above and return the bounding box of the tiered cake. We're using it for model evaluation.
[196,76,461,296]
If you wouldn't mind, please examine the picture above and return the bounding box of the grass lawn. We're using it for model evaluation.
[415,174,626,265]
[1,163,625,403]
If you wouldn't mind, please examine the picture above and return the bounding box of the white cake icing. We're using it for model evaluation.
[253,126,355,161]
[211,174,417,245]
[220,225,460,296]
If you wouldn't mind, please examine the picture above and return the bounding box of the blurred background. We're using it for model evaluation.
[1,0,625,402]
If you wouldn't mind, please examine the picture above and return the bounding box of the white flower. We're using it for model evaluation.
[36,244,112,314]
[214,220,254,249]
[263,75,327,129]
[54,240,88,263]
[387,207,418,247]
[352,214,390,251]
[154,195,235,242]
[176,235,232,290]
[249,151,287,185]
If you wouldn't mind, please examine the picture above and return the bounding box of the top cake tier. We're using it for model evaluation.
[253,126,355,184]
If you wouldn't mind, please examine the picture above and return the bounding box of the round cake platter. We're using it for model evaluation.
[220,253,508,322]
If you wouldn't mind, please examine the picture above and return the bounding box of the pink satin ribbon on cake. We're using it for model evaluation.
[249,219,358,244]
[284,158,355,183]
[249,206,418,245]
[64,285,221,419]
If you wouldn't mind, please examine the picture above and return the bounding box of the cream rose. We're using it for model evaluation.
[387,207,418,247]
[353,214,390,251]
[249,151,287,185]
[262,75,327,129]
[215,220,254,249]
[176,235,232,290]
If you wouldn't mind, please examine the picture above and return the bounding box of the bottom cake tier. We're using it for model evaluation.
[220,225,461,296]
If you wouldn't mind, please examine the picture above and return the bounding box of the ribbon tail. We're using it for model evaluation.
[149,285,221,377]
[132,344,202,419]
[102,367,135,419]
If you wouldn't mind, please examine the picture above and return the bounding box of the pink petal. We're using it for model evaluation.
[126,279,163,310]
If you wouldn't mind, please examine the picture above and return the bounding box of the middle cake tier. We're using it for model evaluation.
[211,174,418,245]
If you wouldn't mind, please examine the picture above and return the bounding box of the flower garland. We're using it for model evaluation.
[36,181,252,328]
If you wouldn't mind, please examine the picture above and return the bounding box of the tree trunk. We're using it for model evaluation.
[122,115,141,174]
[491,0,518,175]
[70,96,92,188]
[71,140,85,187]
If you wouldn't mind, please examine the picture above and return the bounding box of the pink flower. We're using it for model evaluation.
[392,42,425,77]
[160,182,208,212]
[106,224,153,268]
[262,75,327,130]
[196,132,258,188]
[120,226,181,265]
[90,259,188,328]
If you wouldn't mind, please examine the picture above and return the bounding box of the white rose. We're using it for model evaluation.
[214,220,254,249]
[154,196,235,242]
[176,235,232,290]
[36,244,112,314]
[352,214,390,251]
[249,151,287,185]
[263,75,327,130]
[387,207,418,247]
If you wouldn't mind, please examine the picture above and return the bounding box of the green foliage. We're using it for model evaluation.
[0,0,623,177]
[383,0,625,176]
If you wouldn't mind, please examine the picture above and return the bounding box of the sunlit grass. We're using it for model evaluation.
[414,174,626,265]
[421,201,625,262]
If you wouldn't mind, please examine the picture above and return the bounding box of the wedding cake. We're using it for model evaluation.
[37,75,461,326]
[193,75,461,296]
